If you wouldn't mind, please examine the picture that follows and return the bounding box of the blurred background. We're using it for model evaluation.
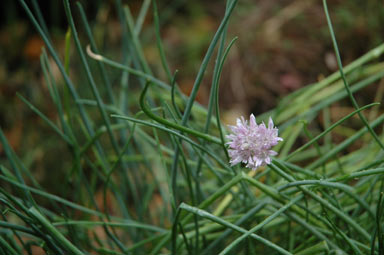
[1,0,384,189]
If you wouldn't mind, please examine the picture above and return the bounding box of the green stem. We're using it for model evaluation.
[139,81,222,144]
[180,203,293,255]
[287,103,379,160]
[28,207,85,255]
[323,0,384,150]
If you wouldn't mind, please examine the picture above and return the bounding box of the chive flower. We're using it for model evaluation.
[226,114,283,170]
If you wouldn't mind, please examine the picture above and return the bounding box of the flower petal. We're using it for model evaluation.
[226,114,282,171]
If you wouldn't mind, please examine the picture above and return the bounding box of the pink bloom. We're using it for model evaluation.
[226,114,283,170]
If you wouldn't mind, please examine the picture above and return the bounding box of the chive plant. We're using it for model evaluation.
[1,0,384,254]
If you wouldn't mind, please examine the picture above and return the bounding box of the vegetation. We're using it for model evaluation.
[1,0,384,254]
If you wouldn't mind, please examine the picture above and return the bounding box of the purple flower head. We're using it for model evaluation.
[226,114,283,170]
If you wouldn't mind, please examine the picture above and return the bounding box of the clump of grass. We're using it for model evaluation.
[1,0,384,254]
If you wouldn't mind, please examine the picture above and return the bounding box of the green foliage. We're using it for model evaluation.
[1,0,384,254]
